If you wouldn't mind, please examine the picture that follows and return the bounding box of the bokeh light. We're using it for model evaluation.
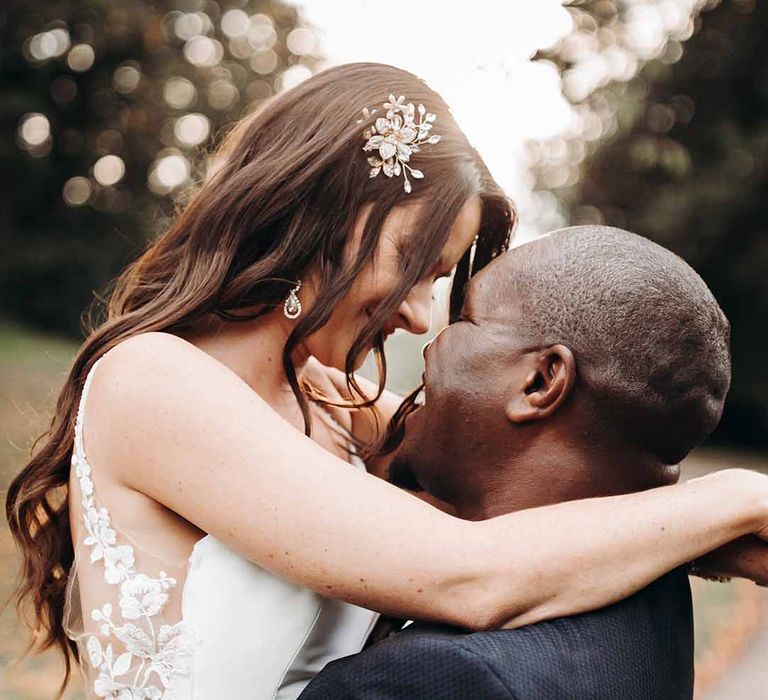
[67,43,95,72]
[112,63,142,94]
[26,28,71,61]
[247,14,277,50]
[93,154,125,186]
[516,0,722,237]
[3,0,317,365]
[207,78,239,110]
[18,112,50,147]
[148,151,191,194]
[287,27,315,56]
[221,9,250,38]
[183,35,224,67]
[62,176,92,207]
[174,12,212,41]
[12,1,318,218]
[250,49,278,75]
[163,76,197,109]
[279,64,312,91]
[174,113,211,147]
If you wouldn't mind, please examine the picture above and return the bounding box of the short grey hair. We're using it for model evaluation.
[483,225,731,463]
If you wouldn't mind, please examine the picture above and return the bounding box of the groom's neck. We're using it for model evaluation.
[452,441,678,521]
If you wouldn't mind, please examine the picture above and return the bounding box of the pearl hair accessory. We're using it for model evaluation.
[358,94,442,194]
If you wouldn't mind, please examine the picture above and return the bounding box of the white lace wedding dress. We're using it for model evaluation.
[63,356,379,699]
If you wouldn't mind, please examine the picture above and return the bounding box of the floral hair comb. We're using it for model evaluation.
[358,94,442,194]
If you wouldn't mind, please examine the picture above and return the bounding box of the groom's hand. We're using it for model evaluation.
[691,535,768,585]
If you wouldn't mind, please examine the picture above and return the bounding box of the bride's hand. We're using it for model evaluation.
[691,535,768,585]
[685,468,768,585]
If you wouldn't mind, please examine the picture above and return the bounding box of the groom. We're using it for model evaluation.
[300,225,734,699]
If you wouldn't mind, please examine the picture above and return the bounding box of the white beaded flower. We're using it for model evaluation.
[358,94,441,194]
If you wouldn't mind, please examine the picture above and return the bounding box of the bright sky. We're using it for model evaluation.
[288,0,575,241]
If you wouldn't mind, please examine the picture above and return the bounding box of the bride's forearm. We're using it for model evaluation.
[106,341,768,634]
[461,468,766,630]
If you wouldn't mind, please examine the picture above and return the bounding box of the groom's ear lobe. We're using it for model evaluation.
[505,344,576,424]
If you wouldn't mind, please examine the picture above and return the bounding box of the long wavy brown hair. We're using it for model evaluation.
[5,61,513,692]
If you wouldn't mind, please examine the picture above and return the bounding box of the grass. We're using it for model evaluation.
[0,320,765,696]
[0,321,80,698]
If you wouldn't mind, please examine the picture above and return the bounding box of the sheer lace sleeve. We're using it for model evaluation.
[64,359,199,699]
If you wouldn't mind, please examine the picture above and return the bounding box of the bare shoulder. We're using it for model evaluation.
[84,331,271,489]
[94,331,255,403]
[89,332,228,429]
[97,330,209,380]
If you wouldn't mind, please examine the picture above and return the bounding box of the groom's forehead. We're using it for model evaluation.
[464,254,518,316]
[465,234,554,314]
[462,273,507,324]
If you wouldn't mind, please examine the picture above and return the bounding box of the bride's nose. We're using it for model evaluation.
[397,281,433,335]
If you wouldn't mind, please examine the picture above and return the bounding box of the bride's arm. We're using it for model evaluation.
[88,333,768,630]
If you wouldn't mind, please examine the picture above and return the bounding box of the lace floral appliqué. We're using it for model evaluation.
[71,366,197,698]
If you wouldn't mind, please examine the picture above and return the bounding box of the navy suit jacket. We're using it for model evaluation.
[299,567,693,699]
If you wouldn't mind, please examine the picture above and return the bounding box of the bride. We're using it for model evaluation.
[6,62,768,699]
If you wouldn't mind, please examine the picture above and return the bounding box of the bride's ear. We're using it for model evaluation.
[504,344,576,424]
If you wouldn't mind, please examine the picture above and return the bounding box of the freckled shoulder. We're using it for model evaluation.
[84,331,274,487]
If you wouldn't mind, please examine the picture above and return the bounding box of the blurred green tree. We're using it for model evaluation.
[533,0,768,448]
[0,0,319,335]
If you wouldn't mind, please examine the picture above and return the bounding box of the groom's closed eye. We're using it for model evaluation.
[453,311,478,326]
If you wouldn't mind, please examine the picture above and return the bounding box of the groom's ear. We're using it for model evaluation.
[504,344,576,424]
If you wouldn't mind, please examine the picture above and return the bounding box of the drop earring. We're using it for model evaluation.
[283,280,302,319]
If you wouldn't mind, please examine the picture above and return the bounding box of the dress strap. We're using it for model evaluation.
[73,356,104,463]
[66,350,198,696]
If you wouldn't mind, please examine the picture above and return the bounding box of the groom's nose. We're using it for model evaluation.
[422,324,450,361]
